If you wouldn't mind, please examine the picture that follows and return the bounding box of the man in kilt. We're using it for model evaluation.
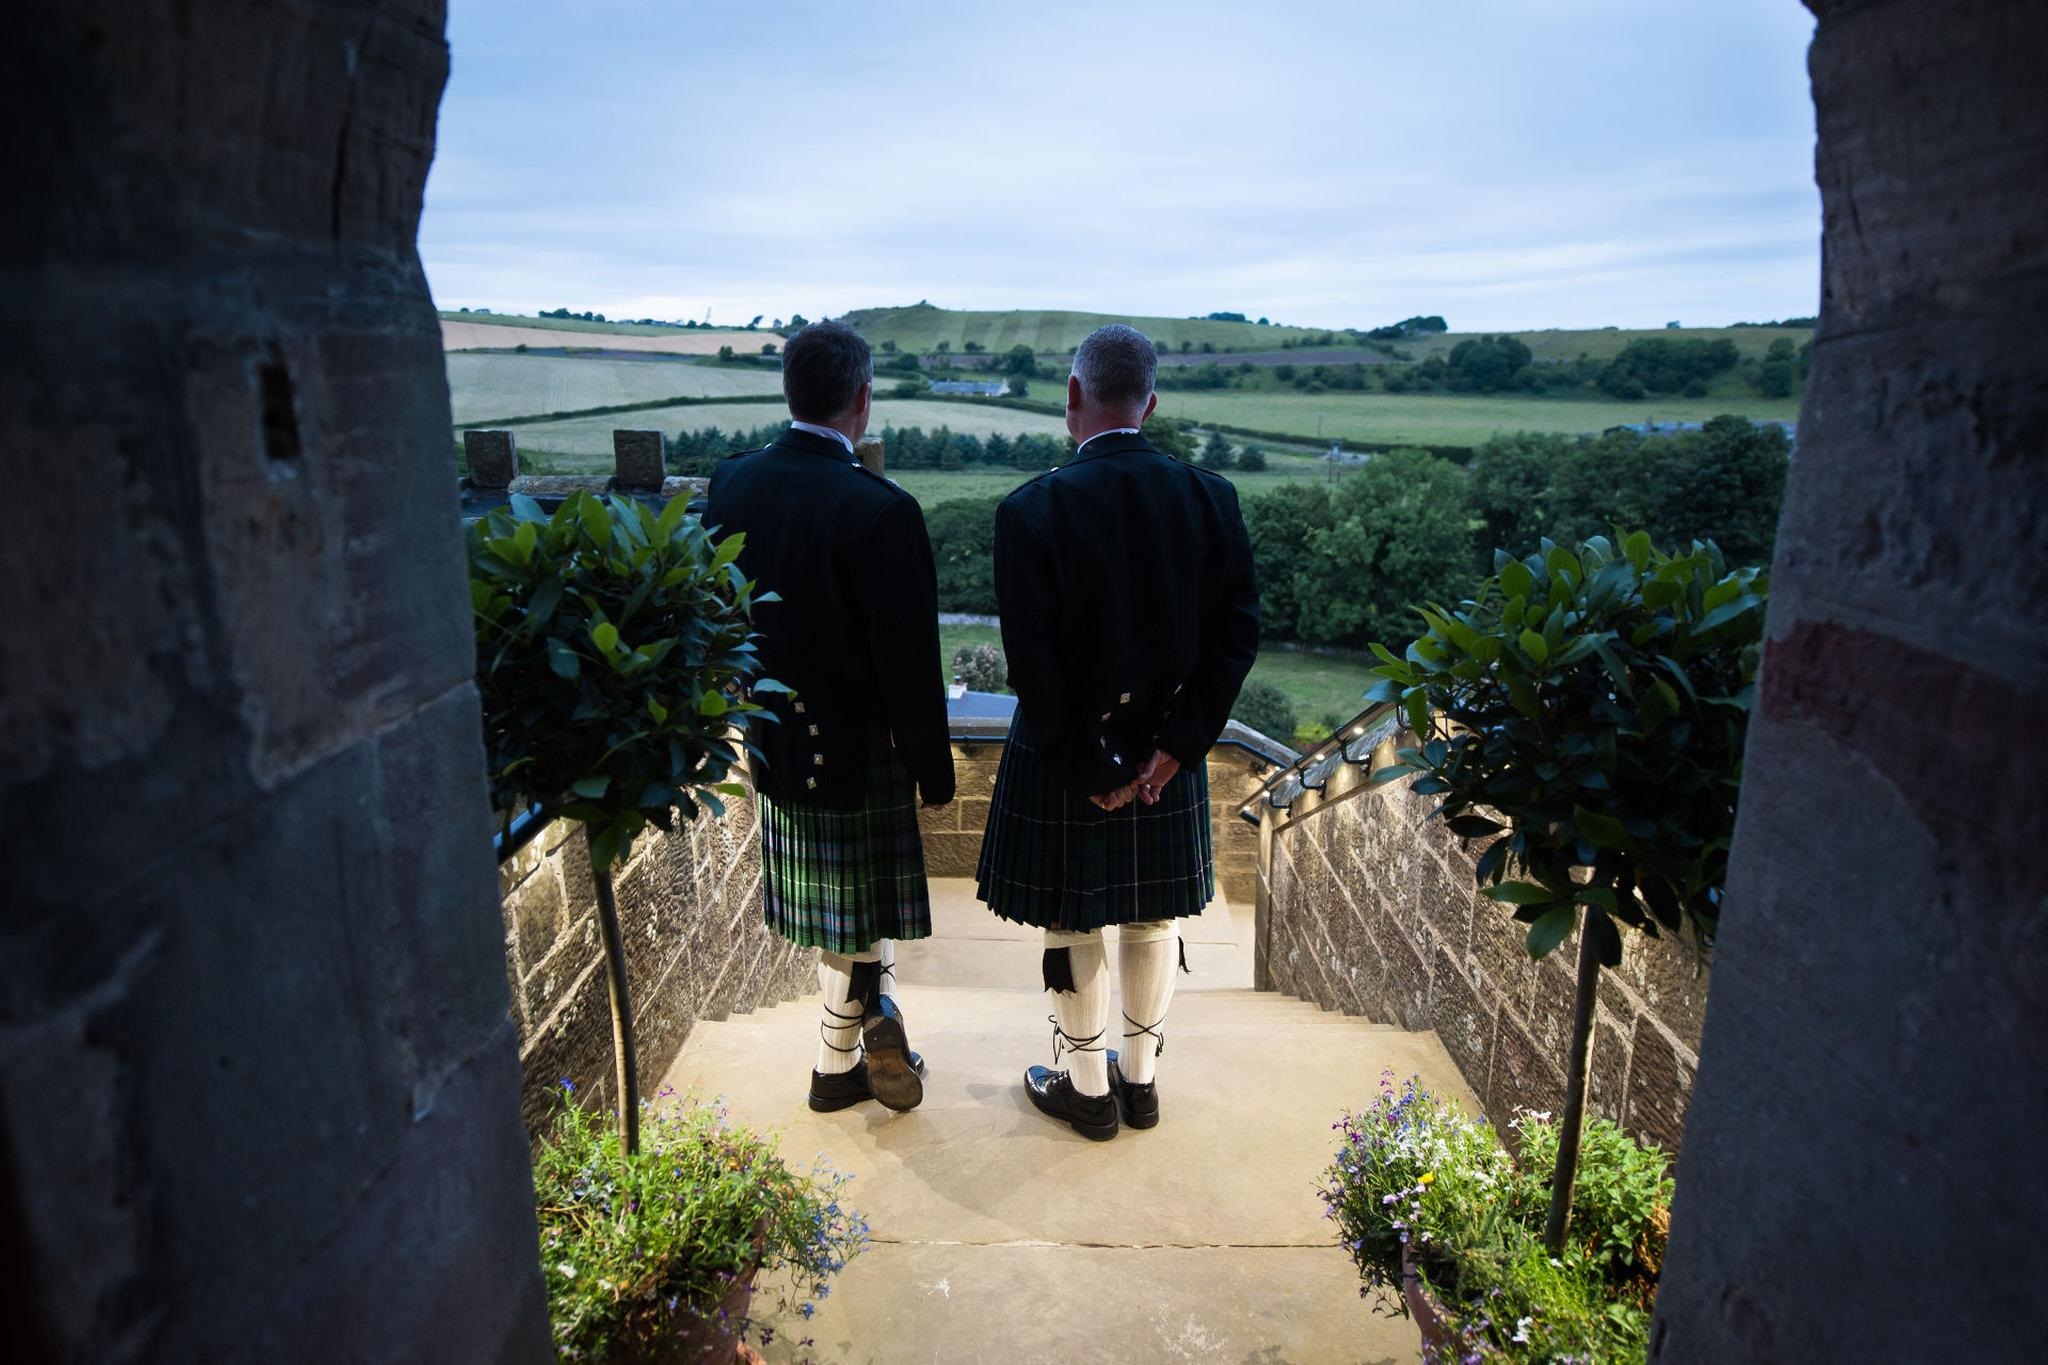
[708,321,955,1114]
[977,324,1259,1140]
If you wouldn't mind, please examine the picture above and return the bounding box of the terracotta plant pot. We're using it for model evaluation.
[1401,1240,1462,1361]
[609,1262,761,1365]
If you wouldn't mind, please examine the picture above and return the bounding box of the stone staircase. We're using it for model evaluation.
[658,880,1477,1364]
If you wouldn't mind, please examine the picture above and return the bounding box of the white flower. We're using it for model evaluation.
[558,1262,577,1278]
[1513,1317,1534,1345]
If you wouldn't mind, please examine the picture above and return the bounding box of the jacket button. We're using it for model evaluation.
[806,776,817,789]
[813,753,825,766]
[794,701,806,714]
[1100,711,1111,722]
[809,724,819,736]
[1119,692,1131,704]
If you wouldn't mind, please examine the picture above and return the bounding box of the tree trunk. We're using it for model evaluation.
[1543,916,1603,1254]
[592,867,640,1155]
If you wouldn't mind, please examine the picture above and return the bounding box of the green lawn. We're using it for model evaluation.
[1400,325,1813,365]
[1154,389,1801,448]
[892,452,1344,508]
[840,304,1326,356]
[447,352,783,424]
[938,624,1377,738]
[440,310,758,338]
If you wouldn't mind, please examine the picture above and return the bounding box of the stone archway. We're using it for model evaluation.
[1651,3,2047,1360]
[1,3,547,1359]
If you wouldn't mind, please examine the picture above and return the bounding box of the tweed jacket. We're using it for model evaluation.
[992,430,1259,796]
[706,427,955,809]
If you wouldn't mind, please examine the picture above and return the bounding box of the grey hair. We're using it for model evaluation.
[1071,323,1158,411]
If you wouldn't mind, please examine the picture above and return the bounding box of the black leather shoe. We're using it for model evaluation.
[809,1061,873,1112]
[807,1052,928,1113]
[1107,1051,1159,1130]
[861,995,924,1112]
[1024,1065,1119,1141]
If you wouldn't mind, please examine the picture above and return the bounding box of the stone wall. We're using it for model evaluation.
[499,791,813,1137]
[0,2,549,1359]
[915,721,1280,907]
[1260,732,1707,1154]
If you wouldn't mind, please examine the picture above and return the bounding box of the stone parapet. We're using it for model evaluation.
[1258,729,1707,1155]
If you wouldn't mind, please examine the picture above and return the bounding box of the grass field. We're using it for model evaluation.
[839,304,1327,356]
[1155,389,1801,447]
[1401,325,1812,365]
[937,623,1377,740]
[497,398,1071,464]
[891,454,1343,508]
[441,318,764,355]
[441,310,761,338]
[447,353,784,423]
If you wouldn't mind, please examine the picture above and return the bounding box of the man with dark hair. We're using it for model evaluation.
[708,320,954,1114]
[977,323,1259,1140]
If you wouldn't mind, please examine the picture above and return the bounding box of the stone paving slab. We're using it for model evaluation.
[759,1244,1417,1365]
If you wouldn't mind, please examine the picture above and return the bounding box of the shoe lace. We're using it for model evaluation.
[820,999,864,1056]
[1048,1014,1106,1065]
[1122,1011,1166,1059]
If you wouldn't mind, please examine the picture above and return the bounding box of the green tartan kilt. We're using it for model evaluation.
[975,708,1214,932]
[757,727,933,955]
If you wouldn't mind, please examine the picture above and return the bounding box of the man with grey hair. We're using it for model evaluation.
[708,320,954,1116]
[976,323,1259,1140]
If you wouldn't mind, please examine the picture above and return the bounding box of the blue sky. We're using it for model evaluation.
[422,1,1819,332]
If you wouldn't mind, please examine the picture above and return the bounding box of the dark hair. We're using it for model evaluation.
[781,321,873,422]
[1072,323,1157,410]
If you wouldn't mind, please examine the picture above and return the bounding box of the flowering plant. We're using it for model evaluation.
[534,1085,869,1361]
[1321,1074,1672,1364]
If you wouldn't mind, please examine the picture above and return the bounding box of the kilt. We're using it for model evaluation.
[757,726,933,955]
[975,708,1214,931]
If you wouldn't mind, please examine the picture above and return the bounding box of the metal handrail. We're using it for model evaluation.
[1234,699,1402,828]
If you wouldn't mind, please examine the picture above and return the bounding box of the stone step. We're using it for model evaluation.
[707,986,1403,1034]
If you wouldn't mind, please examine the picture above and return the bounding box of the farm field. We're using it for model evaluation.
[495,398,1071,464]
[892,453,1343,508]
[839,304,1326,356]
[1154,389,1802,447]
[441,317,764,354]
[447,353,783,423]
[1400,325,1812,365]
[936,622,1377,743]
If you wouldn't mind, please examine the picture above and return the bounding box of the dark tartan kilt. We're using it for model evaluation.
[975,708,1215,932]
[758,727,933,955]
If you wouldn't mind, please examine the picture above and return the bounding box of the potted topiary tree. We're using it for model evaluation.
[1365,531,1764,1253]
[469,490,780,1153]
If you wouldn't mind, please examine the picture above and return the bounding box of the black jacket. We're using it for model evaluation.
[706,428,955,808]
[993,431,1259,795]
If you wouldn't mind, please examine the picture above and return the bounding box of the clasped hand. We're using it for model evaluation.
[1089,750,1181,812]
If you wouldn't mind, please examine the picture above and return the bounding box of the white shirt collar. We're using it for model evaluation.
[788,420,856,455]
[1074,427,1142,456]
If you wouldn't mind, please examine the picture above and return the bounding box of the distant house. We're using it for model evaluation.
[928,380,1009,397]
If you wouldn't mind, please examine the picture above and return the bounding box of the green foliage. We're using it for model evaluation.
[1445,334,1534,392]
[1142,414,1196,459]
[893,376,928,398]
[1293,451,1476,651]
[468,491,773,871]
[1229,679,1299,745]
[1323,1074,1670,1363]
[1366,531,1766,960]
[1002,343,1037,377]
[1597,337,1739,398]
[1241,482,1336,641]
[1008,375,1029,399]
[1237,442,1268,471]
[1200,428,1236,470]
[951,641,1008,692]
[923,496,1002,614]
[534,1088,868,1360]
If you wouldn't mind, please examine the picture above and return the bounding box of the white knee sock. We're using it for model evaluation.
[817,946,882,1075]
[1118,920,1179,1086]
[1045,929,1110,1097]
[878,937,898,1004]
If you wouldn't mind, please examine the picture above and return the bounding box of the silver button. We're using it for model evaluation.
[794,701,806,714]
[1119,692,1131,704]
[1100,711,1111,722]
[1112,753,1124,766]
[806,776,817,789]
[808,724,819,736]
[813,753,825,766]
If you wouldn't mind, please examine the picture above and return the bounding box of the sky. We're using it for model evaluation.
[421,0,1820,333]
